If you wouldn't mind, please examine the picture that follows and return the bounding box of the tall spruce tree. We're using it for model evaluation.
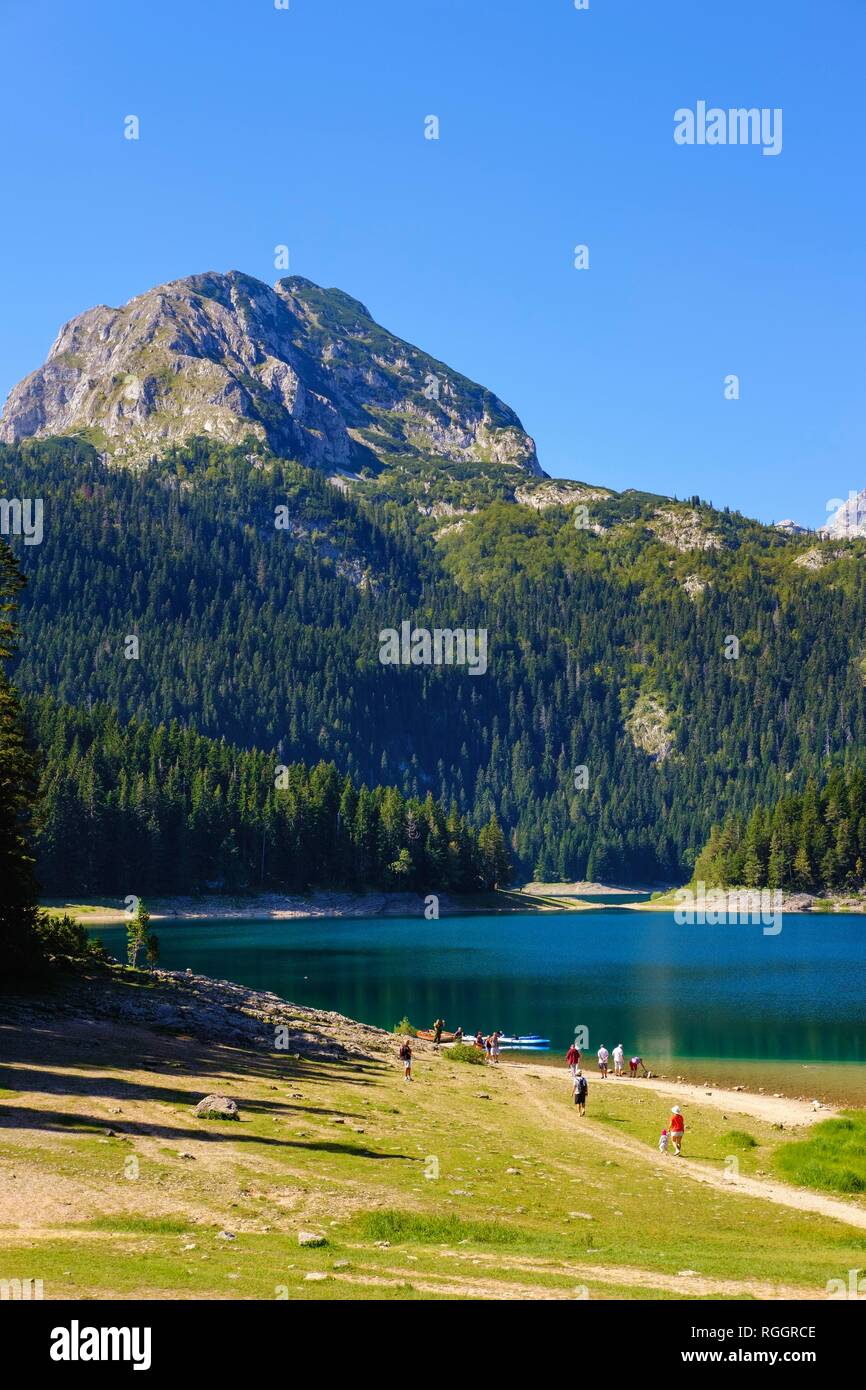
[0,540,40,973]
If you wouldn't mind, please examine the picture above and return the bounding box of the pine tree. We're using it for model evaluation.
[0,541,40,973]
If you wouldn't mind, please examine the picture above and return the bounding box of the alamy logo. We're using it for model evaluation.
[379,620,488,675]
[50,1320,152,1371]
[674,102,782,157]
[0,497,43,545]
[0,1277,43,1300]
[674,882,782,936]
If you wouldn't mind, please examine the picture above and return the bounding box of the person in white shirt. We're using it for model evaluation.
[597,1045,609,1078]
[612,1043,625,1076]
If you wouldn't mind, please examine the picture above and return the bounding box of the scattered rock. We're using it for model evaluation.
[216,1231,236,1242]
[298,1231,327,1248]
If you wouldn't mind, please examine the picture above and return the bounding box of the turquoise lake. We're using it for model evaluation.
[94,910,865,1064]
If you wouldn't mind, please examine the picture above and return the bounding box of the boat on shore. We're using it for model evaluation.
[416,1028,461,1043]
[498,1034,550,1050]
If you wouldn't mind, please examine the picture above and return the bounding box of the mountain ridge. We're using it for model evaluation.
[0,269,543,480]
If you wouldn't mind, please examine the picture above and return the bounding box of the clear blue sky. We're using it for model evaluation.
[1,0,863,526]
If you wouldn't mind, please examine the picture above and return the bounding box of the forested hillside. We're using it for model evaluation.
[694,769,866,893]
[5,434,866,888]
[26,694,509,897]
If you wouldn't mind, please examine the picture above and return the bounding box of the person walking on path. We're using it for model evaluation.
[597,1044,609,1078]
[566,1042,580,1077]
[491,1030,501,1064]
[399,1037,413,1082]
[669,1105,685,1154]
[573,1069,589,1116]
[612,1043,625,1076]
[659,1127,669,1154]
[432,1018,444,1045]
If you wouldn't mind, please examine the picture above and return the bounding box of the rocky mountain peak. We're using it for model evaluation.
[818,490,866,540]
[0,270,543,478]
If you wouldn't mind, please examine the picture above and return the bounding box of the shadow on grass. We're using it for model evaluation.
[0,1103,416,1161]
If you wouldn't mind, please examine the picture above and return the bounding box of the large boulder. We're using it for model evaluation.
[194,1094,239,1121]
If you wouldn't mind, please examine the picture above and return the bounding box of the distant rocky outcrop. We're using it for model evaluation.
[0,271,543,478]
[626,693,674,762]
[648,507,722,553]
[513,480,612,510]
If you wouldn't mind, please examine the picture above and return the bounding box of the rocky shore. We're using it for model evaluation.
[3,962,408,1063]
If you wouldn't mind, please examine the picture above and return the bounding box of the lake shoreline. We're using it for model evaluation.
[48,881,866,923]
[45,883,648,924]
[9,959,861,1110]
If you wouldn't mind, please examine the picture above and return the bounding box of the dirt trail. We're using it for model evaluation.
[511,1061,832,1128]
[345,1244,816,1300]
[511,1068,866,1232]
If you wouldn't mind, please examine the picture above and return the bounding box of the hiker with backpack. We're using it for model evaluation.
[573,1069,589,1116]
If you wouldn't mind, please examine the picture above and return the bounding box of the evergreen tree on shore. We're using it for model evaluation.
[0,540,40,973]
[694,770,866,894]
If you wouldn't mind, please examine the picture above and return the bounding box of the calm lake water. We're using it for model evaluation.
[94,910,865,1066]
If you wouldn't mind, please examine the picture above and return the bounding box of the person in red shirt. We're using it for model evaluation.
[669,1105,685,1154]
[566,1043,580,1077]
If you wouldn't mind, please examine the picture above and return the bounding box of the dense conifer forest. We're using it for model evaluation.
[25,695,510,897]
[694,769,866,892]
[5,435,866,891]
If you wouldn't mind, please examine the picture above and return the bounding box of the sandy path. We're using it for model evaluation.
[341,1244,816,1300]
[511,1068,866,1232]
[513,1062,832,1128]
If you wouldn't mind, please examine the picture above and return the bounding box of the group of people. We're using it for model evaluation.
[398,1023,503,1081]
[473,1029,502,1062]
[565,1040,650,1089]
[564,1040,685,1152]
[593,1043,650,1079]
[430,1018,502,1061]
[399,1028,686,1153]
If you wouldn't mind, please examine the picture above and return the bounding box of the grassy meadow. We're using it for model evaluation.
[1,975,865,1301]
